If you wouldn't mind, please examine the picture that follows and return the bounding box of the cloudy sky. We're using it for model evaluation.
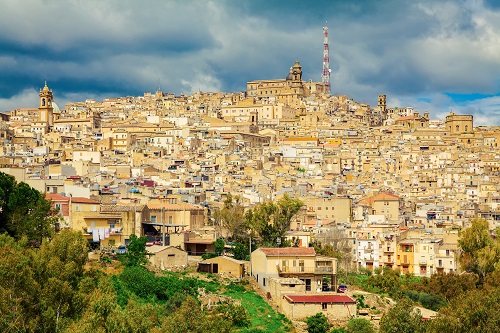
[1,0,500,125]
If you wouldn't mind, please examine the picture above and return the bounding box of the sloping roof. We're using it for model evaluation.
[284,294,356,304]
[204,256,245,265]
[147,245,186,254]
[359,192,400,206]
[395,115,415,121]
[258,247,316,256]
[71,197,99,204]
[45,193,70,202]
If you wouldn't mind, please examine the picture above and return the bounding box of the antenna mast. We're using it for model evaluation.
[322,22,331,94]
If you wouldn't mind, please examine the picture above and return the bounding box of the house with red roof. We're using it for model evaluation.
[282,294,356,321]
[250,247,338,294]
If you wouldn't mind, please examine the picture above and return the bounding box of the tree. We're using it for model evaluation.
[458,218,499,281]
[212,193,247,242]
[305,312,330,333]
[0,172,16,232]
[120,234,150,267]
[314,227,354,270]
[379,297,426,333]
[3,180,59,246]
[427,288,500,333]
[346,317,374,333]
[246,194,303,246]
[232,241,250,260]
[416,272,478,302]
[366,266,402,295]
[214,238,225,256]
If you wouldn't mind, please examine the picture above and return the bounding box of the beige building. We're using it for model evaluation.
[282,294,356,321]
[251,247,338,293]
[359,192,400,224]
[304,196,352,224]
[148,245,188,270]
[446,111,473,134]
[197,256,246,278]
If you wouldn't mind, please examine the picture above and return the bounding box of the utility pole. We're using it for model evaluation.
[277,237,281,273]
[249,234,252,277]
[162,206,166,246]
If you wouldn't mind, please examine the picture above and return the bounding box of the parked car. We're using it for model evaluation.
[116,245,127,254]
[337,284,348,293]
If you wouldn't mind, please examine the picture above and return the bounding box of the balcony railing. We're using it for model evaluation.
[278,266,334,274]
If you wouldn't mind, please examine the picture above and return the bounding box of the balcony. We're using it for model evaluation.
[419,259,427,265]
[278,266,334,274]
[384,248,394,253]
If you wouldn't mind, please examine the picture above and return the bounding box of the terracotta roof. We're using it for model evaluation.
[284,294,356,304]
[359,192,400,206]
[71,197,100,204]
[45,193,70,202]
[395,115,415,121]
[259,247,316,256]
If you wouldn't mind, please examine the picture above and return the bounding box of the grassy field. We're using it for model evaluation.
[223,282,293,333]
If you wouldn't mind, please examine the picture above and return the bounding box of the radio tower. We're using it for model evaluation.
[322,22,331,94]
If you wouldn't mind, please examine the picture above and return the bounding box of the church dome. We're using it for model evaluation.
[52,101,61,114]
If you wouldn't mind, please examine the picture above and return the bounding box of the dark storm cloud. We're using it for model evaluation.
[1,0,500,124]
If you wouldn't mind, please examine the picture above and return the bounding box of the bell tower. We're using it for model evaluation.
[39,80,54,128]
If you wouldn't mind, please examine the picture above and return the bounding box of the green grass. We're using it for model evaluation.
[224,285,293,333]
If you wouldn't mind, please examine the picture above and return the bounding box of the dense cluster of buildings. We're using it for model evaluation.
[1,62,499,285]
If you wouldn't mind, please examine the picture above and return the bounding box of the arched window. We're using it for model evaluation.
[42,98,45,106]
[465,125,468,132]
[456,125,460,132]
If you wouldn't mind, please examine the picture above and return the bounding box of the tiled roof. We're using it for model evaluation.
[259,247,316,256]
[45,193,70,202]
[359,192,400,205]
[284,294,356,304]
[395,115,415,121]
[72,197,100,204]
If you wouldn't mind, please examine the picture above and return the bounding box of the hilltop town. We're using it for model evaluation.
[1,61,498,322]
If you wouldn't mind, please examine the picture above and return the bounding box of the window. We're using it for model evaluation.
[322,303,327,310]
[151,216,157,223]
[168,254,175,257]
